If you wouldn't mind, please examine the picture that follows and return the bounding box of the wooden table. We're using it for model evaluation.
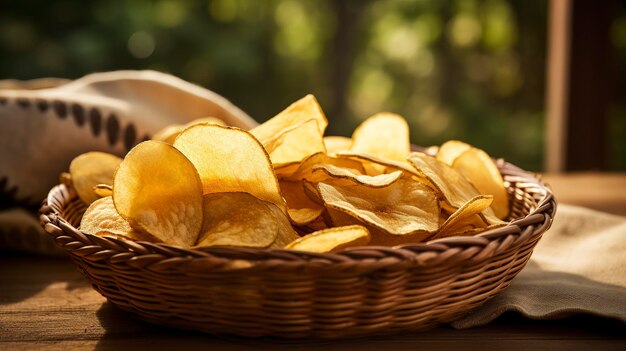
[2,172,626,351]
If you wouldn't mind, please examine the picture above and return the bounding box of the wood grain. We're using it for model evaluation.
[543,172,626,215]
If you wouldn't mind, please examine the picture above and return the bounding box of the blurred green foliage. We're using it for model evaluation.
[0,0,623,171]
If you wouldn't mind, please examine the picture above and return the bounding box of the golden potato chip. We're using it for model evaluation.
[324,136,352,156]
[438,195,493,235]
[250,94,328,146]
[436,140,471,165]
[153,117,225,144]
[317,178,439,235]
[265,119,325,166]
[350,113,410,163]
[336,151,421,177]
[113,141,203,248]
[173,124,285,210]
[407,152,480,209]
[285,225,370,253]
[325,208,432,246]
[302,180,323,205]
[70,152,122,205]
[93,184,113,198]
[452,148,510,219]
[280,180,324,225]
[301,215,329,232]
[263,201,301,248]
[59,172,72,188]
[195,192,278,248]
[80,197,156,241]
[277,152,365,181]
[311,164,402,188]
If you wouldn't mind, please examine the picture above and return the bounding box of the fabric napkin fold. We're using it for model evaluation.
[452,204,626,328]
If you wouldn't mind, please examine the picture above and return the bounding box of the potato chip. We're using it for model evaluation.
[250,94,328,146]
[153,117,225,144]
[93,184,113,198]
[113,141,203,248]
[263,201,301,248]
[70,152,122,205]
[59,172,72,188]
[325,208,432,246]
[452,148,510,219]
[350,113,410,163]
[264,119,325,166]
[336,151,421,177]
[195,192,278,248]
[173,124,285,210]
[436,140,471,165]
[285,225,370,253]
[277,152,365,181]
[80,197,156,241]
[437,195,493,235]
[407,152,480,209]
[301,215,329,232]
[311,164,402,188]
[280,180,324,225]
[324,136,352,156]
[317,178,439,235]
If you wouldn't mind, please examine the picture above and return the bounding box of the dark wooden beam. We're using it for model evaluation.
[546,0,616,172]
[565,0,614,171]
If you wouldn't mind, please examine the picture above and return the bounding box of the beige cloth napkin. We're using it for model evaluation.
[452,204,626,328]
[0,70,257,255]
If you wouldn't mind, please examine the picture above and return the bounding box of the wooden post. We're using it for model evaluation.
[546,0,614,172]
[545,0,572,173]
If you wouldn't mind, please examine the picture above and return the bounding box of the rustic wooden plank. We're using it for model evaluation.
[543,172,626,215]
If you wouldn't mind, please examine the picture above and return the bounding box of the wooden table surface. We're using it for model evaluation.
[2,172,626,351]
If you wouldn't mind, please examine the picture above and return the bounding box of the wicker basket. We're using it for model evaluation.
[39,159,556,338]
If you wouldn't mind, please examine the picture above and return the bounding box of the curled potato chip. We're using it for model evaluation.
[80,197,156,241]
[153,117,225,144]
[317,178,439,235]
[265,119,325,166]
[280,181,324,225]
[312,164,402,188]
[324,136,352,156]
[113,141,203,248]
[350,113,410,163]
[336,151,420,177]
[251,94,328,146]
[408,152,480,209]
[285,225,370,253]
[70,152,122,205]
[436,140,471,165]
[173,124,285,210]
[195,192,279,248]
[93,184,113,198]
[437,195,493,235]
[277,152,365,181]
[452,148,509,219]
[325,208,432,246]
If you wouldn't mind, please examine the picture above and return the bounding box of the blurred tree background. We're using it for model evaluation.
[1,0,624,171]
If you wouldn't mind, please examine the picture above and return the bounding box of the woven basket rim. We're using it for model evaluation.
[40,158,556,268]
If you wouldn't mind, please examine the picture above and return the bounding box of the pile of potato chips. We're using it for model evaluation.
[68,95,510,253]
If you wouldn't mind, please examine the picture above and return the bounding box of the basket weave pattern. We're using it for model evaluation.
[40,160,556,338]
